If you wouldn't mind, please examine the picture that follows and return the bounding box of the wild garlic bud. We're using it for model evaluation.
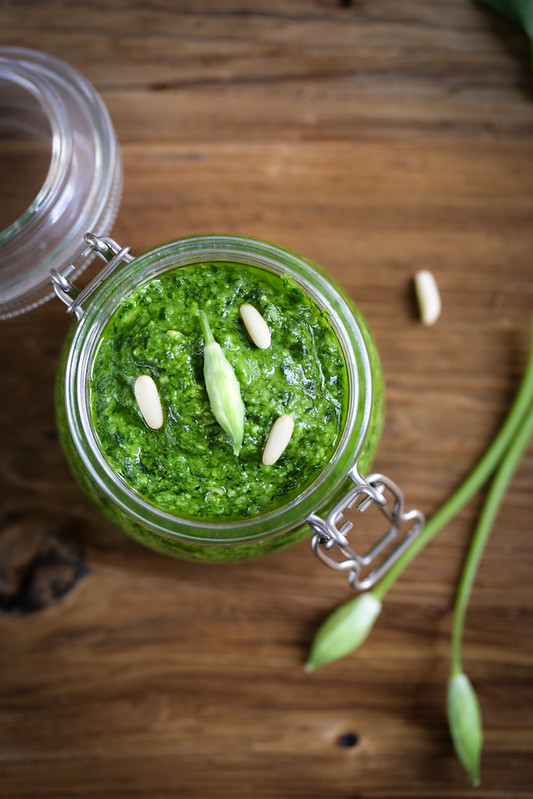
[201,312,245,456]
[305,592,382,672]
[447,672,483,786]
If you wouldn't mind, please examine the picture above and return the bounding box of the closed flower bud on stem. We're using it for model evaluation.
[305,592,382,672]
[201,312,245,456]
[447,672,483,787]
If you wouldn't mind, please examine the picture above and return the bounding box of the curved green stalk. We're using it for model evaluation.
[450,402,533,676]
[446,399,533,787]
[372,320,533,602]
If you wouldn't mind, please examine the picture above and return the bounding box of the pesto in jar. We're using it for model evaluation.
[89,262,349,521]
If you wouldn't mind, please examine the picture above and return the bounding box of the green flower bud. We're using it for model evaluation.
[447,672,483,786]
[305,592,382,672]
[201,312,245,456]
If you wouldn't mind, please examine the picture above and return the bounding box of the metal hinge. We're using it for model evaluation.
[50,233,134,320]
[307,466,424,591]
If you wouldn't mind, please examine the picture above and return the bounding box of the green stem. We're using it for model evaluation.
[373,321,533,602]
[200,311,215,345]
[450,402,533,676]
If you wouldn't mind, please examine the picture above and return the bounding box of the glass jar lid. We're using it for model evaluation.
[0,47,122,319]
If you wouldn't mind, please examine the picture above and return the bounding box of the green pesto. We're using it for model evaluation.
[89,262,348,521]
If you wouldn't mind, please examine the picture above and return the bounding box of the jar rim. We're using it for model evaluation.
[0,48,122,319]
[64,234,375,546]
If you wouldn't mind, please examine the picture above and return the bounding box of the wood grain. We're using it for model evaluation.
[1,2,533,797]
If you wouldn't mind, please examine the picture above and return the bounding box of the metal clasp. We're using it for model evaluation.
[307,466,424,591]
[50,233,134,320]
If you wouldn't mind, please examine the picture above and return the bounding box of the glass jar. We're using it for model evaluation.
[2,48,423,590]
[55,233,385,563]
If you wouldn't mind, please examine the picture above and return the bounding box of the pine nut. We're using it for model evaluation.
[134,375,164,429]
[239,303,271,349]
[262,414,294,466]
[414,270,441,326]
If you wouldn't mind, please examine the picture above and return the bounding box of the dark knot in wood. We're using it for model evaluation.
[0,513,89,614]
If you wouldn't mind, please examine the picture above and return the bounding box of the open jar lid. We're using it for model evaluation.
[0,47,122,319]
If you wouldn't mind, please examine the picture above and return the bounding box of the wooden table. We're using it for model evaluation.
[1,3,533,797]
